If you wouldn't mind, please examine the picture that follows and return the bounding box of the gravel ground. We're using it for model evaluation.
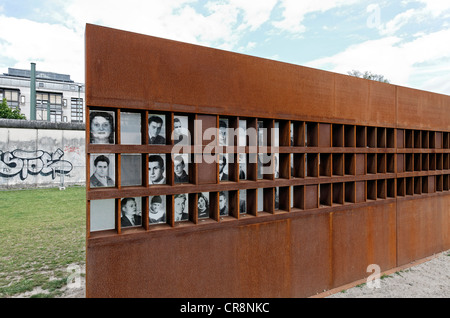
[327,250,450,298]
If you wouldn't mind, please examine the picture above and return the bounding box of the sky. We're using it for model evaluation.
[0,0,450,95]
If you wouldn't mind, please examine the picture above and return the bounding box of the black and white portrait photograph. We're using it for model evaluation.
[239,189,246,214]
[197,192,209,219]
[89,110,115,144]
[148,114,166,145]
[90,199,115,232]
[120,112,142,145]
[174,154,189,183]
[174,193,189,221]
[90,154,115,188]
[274,153,280,178]
[275,187,280,210]
[219,154,229,182]
[120,197,142,228]
[121,154,142,186]
[149,154,166,185]
[149,195,166,224]
[173,115,190,145]
[258,120,265,147]
[239,153,246,180]
[219,118,228,146]
[219,191,228,216]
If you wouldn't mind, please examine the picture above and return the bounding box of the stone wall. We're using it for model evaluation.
[0,119,85,189]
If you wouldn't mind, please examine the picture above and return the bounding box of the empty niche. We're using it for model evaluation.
[90,199,115,232]
[332,124,344,147]
[387,179,395,198]
[121,154,142,186]
[333,183,344,205]
[345,182,355,203]
[120,112,142,145]
[397,178,405,197]
[319,183,331,207]
[344,125,355,147]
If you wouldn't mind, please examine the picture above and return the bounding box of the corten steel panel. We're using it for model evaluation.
[396,196,448,266]
[86,24,400,126]
[331,203,396,288]
[86,213,331,298]
[397,86,450,131]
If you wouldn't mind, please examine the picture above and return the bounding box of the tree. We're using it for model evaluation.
[347,70,390,83]
[0,98,26,120]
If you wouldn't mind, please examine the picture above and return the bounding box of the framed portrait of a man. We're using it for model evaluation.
[149,154,166,185]
[120,197,142,228]
[174,154,189,184]
[219,118,228,146]
[90,154,115,188]
[174,193,189,221]
[173,115,190,145]
[219,191,228,216]
[148,114,166,145]
[149,195,166,224]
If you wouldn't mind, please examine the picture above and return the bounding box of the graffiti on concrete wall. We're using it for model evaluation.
[0,148,73,180]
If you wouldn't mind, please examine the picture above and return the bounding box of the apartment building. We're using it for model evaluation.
[0,67,85,123]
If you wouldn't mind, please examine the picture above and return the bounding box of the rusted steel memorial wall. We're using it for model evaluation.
[85,24,450,298]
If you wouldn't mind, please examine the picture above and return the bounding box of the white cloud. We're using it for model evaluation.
[0,15,84,82]
[273,0,361,34]
[0,1,279,82]
[305,28,450,94]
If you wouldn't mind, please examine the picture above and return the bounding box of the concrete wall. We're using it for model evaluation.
[0,119,86,189]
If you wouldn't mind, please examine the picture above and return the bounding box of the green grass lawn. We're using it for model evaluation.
[0,186,86,298]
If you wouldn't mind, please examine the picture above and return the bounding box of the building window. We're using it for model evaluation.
[36,92,63,122]
[0,88,20,110]
[71,97,84,123]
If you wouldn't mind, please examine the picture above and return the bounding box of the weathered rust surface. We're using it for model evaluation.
[396,195,450,266]
[331,203,397,288]
[85,24,450,298]
[86,212,332,298]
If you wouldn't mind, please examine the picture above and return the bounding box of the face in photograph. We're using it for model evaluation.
[219,119,228,146]
[149,155,165,184]
[219,191,228,216]
[174,194,188,221]
[174,155,189,183]
[197,193,209,218]
[120,198,141,227]
[90,155,114,188]
[219,154,228,181]
[173,116,189,145]
[149,195,166,224]
[90,111,114,144]
[148,115,166,144]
